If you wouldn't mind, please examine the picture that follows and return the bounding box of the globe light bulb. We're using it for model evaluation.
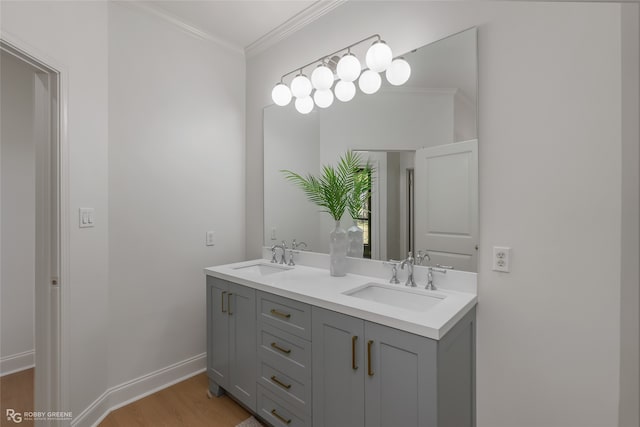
[358,70,381,95]
[291,74,312,98]
[313,89,334,108]
[336,54,361,82]
[334,80,356,102]
[295,96,314,114]
[271,83,292,106]
[311,65,334,90]
[385,58,411,86]
[365,40,393,73]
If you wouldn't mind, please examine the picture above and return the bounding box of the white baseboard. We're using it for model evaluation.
[0,350,35,376]
[71,353,206,427]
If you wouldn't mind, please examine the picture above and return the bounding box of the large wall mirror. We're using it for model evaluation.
[264,28,478,272]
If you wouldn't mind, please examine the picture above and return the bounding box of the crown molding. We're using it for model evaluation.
[117,1,244,55]
[381,86,459,96]
[245,0,347,58]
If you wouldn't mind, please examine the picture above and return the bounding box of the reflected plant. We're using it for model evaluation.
[281,151,372,222]
[347,161,374,221]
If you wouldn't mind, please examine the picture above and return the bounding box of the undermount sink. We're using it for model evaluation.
[344,283,445,312]
[232,262,292,276]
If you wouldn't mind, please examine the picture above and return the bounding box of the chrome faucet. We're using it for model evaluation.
[416,250,430,265]
[292,239,307,251]
[383,260,401,284]
[288,240,308,266]
[270,242,287,264]
[279,241,288,264]
[400,250,430,287]
[426,267,447,290]
[400,251,418,287]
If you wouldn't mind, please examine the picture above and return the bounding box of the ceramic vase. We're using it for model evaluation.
[329,220,347,276]
[347,221,364,258]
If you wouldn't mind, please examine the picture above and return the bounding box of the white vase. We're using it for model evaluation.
[347,221,364,258]
[329,220,347,277]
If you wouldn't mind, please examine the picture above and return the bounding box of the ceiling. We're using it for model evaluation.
[140,1,333,53]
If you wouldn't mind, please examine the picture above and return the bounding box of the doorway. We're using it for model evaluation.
[0,39,62,426]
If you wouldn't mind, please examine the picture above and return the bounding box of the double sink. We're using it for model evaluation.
[233,262,445,313]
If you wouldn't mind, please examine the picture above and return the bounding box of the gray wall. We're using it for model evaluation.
[245,2,636,426]
[107,2,246,388]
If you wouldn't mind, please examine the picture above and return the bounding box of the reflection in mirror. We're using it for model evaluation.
[264,28,478,272]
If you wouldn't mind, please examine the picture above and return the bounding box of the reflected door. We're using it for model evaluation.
[414,140,478,271]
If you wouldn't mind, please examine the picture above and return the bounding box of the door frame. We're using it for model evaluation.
[1,34,69,424]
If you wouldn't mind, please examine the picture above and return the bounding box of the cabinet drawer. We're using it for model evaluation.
[258,292,311,340]
[258,359,311,414]
[257,385,309,427]
[258,323,311,382]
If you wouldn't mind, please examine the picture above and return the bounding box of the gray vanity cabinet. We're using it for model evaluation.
[364,321,437,427]
[312,306,476,427]
[206,277,257,411]
[312,308,365,427]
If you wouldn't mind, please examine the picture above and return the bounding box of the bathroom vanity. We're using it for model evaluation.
[205,258,477,427]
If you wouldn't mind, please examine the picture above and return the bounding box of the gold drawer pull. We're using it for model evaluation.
[221,291,227,313]
[352,336,358,370]
[270,309,291,319]
[271,342,292,354]
[271,409,291,425]
[367,340,374,377]
[270,375,292,390]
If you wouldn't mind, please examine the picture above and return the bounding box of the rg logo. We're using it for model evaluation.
[6,409,22,423]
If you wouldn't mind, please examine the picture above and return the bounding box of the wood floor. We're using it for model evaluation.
[0,369,248,427]
[100,373,251,427]
[0,368,34,427]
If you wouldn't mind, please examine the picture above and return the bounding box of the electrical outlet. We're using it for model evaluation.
[493,246,511,272]
[206,231,215,246]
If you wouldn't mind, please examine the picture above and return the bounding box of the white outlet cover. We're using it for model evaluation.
[492,246,511,272]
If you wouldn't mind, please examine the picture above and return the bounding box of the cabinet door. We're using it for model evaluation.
[364,322,438,427]
[229,282,257,411]
[208,278,229,389]
[312,307,365,427]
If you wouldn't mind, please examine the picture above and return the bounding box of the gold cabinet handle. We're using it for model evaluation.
[221,291,227,313]
[227,293,233,315]
[270,309,291,319]
[271,342,292,355]
[270,375,292,390]
[367,340,374,377]
[352,336,358,370]
[271,409,291,425]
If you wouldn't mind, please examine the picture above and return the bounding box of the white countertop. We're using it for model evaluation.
[205,259,477,340]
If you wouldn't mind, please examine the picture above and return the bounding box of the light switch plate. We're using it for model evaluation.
[79,208,95,228]
[206,231,215,246]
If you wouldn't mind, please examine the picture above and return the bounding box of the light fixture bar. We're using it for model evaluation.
[271,33,411,113]
[279,34,381,82]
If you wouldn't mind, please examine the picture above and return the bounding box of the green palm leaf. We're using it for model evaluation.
[281,150,374,222]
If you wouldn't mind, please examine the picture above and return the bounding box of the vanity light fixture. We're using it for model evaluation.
[358,69,382,95]
[271,34,411,113]
[334,80,356,102]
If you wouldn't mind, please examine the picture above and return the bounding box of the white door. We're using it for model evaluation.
[414,140,478,271]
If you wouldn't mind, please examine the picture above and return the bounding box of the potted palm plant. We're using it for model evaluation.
[282,151,370,276]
